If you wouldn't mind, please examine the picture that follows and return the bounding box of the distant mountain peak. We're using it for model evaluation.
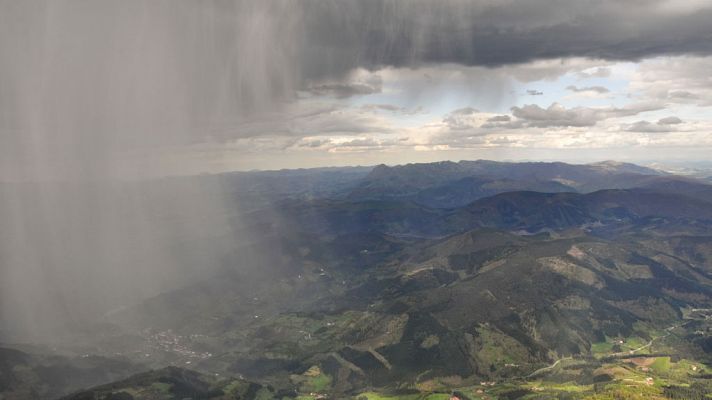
[350,159,667,207]
[587,160,663,175]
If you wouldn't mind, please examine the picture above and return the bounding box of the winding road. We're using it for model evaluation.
[526,356,573,378]
[610,322,686,358]
[520,313,709,381]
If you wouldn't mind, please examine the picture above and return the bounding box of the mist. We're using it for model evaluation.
[0,1,307,342]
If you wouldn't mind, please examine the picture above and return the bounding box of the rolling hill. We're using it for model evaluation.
[5,160,712,399]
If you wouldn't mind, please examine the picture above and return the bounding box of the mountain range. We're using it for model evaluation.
[4,160,712,400]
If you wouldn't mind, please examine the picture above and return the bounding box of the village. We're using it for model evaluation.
[139,328,213,364]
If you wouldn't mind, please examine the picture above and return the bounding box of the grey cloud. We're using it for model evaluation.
[624,116,682,132]
[566,85,610,94]
[482,114,520,129]
[360,104,423,115]
[625,120,677,132]
[295,110,393,135]
[658,116,683,125]
[341,138,382,147]
[527,89,544,96]
[306,82,380,98]
[668,90,699,100]
[498,59,609,82]
[440,101,663,133]
[511,102,662,128]
[362,104,402,112]
[488,115,512,122]
[633,57,712,106]
[440,109,516,133]
[443,107,483,130]
[306,75,382,98]
[219,102,398,141]
[511,103,596,127]
[451,107,479,115]
[298,139,331,148]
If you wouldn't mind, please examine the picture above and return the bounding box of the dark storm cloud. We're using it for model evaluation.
[298,0,712,79]
[577,67,612,79]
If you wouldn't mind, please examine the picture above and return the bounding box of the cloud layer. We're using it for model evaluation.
[3,1,712,174]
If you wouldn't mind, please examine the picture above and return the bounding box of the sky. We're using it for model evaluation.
[3,0,712,178]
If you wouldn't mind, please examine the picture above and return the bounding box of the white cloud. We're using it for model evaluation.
[630,56,712,106]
